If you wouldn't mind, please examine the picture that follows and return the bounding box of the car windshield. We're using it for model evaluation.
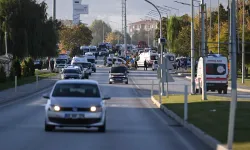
[73,63,89,68]
[90,49,96,52]
[150,55,158,60]
[206,63,227,75]
[111,67,126,73]
[83,48,89,52]
[52,83,100,97]
[87,59,95,63]
[56,60,66,64]
[63,69,79,74]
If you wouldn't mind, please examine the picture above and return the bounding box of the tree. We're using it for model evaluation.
[105,32,118,45]
[59,24,93,53]
[167,16,181,52]
[90,20,112,45]
[0,0,60,58]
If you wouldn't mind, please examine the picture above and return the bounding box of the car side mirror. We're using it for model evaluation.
[102,95,111,100]
[43,93,50,99]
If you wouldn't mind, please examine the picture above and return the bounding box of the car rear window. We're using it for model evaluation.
[111,67,126,73]
[52,83,100,97]
[63,69,79,74]
[206,64,226,75]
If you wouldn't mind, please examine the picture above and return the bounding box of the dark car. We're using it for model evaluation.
[61,68,82,79]
[34,60,43,70]
[109,66,129,84]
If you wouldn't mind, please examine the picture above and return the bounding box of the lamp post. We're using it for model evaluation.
[200,0,207,100]
[145,0,165,98]
[227,0,237,149]
[52,0,56,20]
[242,0,245,83]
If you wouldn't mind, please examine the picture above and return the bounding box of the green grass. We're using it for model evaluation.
[236,78,250,87]
[154,95,250,150]
[0,70,57,91]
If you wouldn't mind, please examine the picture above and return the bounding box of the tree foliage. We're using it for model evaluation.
[105,32,118,45]
[0,0,61,59]
[90,20,112,45]
[59,24,93,52]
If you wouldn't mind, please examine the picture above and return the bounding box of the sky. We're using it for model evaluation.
[41,0,228,31]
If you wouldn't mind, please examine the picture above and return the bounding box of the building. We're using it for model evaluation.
[128,19,158,35]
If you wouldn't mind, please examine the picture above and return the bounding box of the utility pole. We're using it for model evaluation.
[242,0,245,83]
[227,0,237,149]
[201,0,207,100]
[191,0,195,94]
[218,0,220,54]
[122,0,124,43]
[124,0,127,57]
[103,20,105,42]
[52,0,56,20]
[209,0,212,39]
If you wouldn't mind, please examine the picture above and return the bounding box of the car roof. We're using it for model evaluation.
[56,80,98,85]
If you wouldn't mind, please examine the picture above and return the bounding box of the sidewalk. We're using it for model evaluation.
[0,75,59,104]
[185,76,250,93]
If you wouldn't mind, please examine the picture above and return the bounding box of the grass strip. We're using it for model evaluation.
[154,95,250,150]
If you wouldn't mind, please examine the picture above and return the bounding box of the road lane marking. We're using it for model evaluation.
[130,77,197,150]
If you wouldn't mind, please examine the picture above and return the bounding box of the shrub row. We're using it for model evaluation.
[0,57,35,83]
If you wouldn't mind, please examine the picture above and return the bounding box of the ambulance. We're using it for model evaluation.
[71,56,92,75]
[195,54,229,94]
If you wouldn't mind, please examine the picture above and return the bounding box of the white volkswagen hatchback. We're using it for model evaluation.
[43,80,110,132]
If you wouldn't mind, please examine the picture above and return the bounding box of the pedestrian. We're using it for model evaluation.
[135,61,138,70]
[144,60,148,71]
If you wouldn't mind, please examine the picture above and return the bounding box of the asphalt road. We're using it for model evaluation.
[0,67,211,150]
[130,67,250,98]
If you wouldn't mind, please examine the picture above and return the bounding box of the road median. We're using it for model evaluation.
[151,94,250,150]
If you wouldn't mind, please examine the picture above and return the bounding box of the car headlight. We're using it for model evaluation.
[49,105,61,111]
[90,106,102,112]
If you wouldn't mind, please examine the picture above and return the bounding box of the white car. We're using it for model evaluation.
[43,80,111,132]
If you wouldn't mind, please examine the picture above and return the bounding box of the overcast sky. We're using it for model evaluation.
[42,0,228,30]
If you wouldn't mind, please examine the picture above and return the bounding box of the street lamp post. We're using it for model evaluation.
[191,0,195,94]
[242,0,245,83]
[227,0,238,149]
[52,0,56,20]
[124,0,127,57]
[145,0,165,98]
[201,0,207,100]
[218,0,220,54]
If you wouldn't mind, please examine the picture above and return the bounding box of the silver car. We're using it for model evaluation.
[43,80,111,132]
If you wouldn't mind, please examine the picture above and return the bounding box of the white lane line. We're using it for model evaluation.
[130,78,197,150]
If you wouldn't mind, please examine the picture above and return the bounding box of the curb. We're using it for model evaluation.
[151,96,228,150]
[185,76,250,93]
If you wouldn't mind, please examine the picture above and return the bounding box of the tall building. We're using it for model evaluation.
[128,19,158,35]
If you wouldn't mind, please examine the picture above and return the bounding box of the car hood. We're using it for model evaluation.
[50,97,102,107]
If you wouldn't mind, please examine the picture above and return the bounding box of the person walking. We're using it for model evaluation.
[144,60,148,71]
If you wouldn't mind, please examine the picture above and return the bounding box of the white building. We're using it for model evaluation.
[128,19,158,35]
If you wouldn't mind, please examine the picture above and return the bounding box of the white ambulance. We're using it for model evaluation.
[71,56,92,75]
[195,54,229,94]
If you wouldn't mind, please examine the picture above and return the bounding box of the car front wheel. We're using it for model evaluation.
[44,122,55,132]
[98,121,106,132]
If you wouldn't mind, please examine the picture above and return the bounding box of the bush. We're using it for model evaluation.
[26,57,35,76]
[21,57,35,77]
[21,59,29,77]
[0,65,7,83]
[9,58,21,79]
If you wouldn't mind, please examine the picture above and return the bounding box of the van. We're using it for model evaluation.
[85,53,96,72]
[195,54,228,94]
[71,56,92,75]
[137,51,159,67]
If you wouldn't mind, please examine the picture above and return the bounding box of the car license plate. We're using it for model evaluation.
[64,114,85,119]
